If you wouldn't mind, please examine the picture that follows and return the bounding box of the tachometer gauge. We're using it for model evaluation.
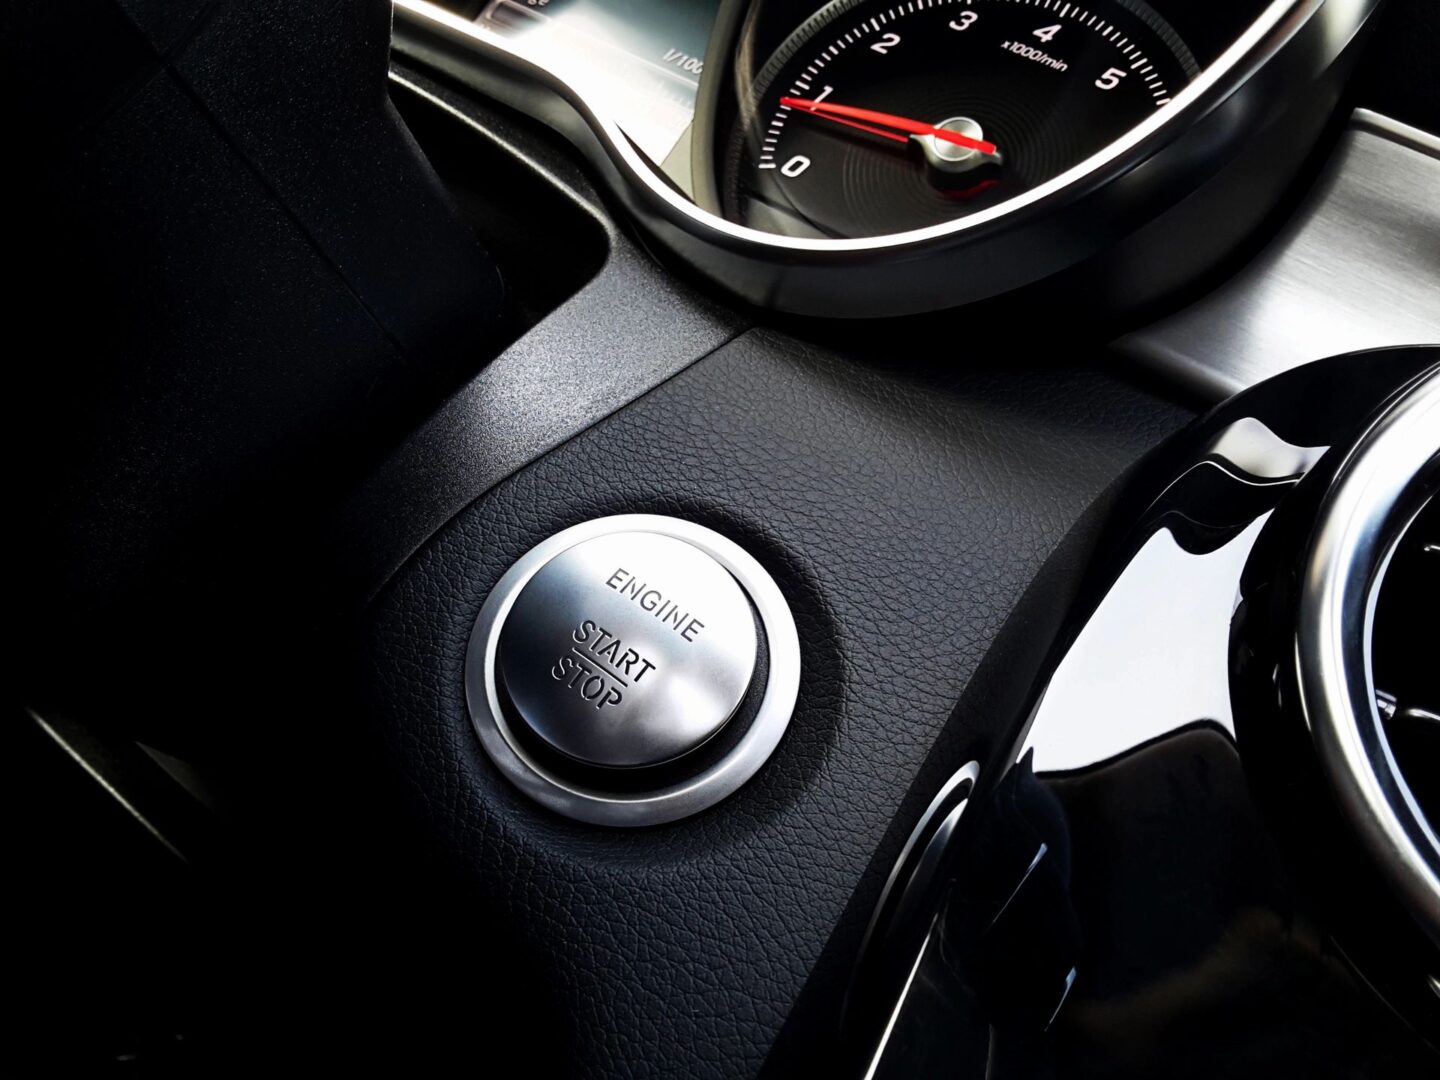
[726,0,1198,237]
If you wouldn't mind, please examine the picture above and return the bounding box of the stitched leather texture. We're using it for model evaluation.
[361,329,1194,1077]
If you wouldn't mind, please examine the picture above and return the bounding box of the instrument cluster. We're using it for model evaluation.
[395,0,1382,316]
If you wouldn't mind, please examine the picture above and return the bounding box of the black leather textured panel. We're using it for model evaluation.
[362,330,1194,1077]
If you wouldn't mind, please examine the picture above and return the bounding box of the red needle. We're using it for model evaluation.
[779,96,999,155]
[784,109,909,143]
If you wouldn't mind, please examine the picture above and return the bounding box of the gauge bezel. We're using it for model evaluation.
[392,0,1381,316]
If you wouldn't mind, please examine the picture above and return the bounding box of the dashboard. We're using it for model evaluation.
[7,0,1438,1075]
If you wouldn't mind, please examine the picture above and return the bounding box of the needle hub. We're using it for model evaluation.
[913,117,1003,173]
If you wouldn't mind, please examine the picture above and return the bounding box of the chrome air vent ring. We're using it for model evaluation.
[1299,363,1440,945]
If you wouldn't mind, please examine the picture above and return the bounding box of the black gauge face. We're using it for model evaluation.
[725,0,1198,238]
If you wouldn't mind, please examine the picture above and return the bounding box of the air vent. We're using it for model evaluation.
[1298,362,1440,945]
[1373,492,1439,830]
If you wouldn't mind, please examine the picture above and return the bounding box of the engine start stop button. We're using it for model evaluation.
[496,530,758,769]
[467,515,799,826]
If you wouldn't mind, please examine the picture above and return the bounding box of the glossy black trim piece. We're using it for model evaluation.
[849,347,1440,1076]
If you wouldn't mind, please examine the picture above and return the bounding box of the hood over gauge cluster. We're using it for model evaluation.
[727,0,1198,238]
[394,0,1385,316]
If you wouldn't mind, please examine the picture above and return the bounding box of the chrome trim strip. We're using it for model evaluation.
[464,515,801,826]
[1299,363,1440,944]
[28,709,186,862]
[1351,107,1440,156]
[24,707,221,866]
[862,912,940,1080]
[857,760,981,967]
[845,760,979,1066]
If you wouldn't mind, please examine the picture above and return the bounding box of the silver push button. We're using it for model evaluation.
[496,531,758,768]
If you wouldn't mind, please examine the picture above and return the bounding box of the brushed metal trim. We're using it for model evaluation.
[1299,363,1440,945]
[464,515,801,826]
[392,0,1380,316]
[1116,109,1440,400]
